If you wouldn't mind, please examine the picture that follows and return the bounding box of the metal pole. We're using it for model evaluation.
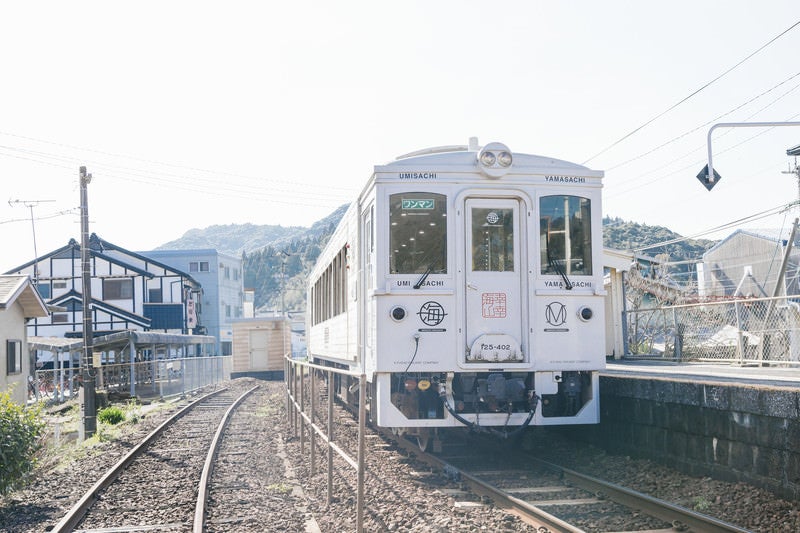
[130,340,136,397]
[79,167,96,439]
[327,369,334,507]
[707,122,800,184]
[300,365,305,454]
[357,374,366,533]
[310,369,316,476]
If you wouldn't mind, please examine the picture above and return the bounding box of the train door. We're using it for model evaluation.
[464,198,525,362]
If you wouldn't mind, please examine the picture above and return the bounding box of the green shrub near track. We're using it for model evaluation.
[97,405,125,425]
[0,390,45,494]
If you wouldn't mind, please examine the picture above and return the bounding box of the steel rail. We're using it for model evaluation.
[193,385,259,532]
[536,457,752,533]
[51,388,228,533]
[380,428,577,532]
[388,428,752,533]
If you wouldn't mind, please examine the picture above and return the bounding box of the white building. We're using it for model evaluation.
[0,275,49,404]
[4,234,202,364]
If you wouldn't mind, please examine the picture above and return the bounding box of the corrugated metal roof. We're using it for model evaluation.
[787,144,800,156]
[29,330,216,352]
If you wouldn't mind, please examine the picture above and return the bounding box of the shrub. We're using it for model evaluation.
[97,405,125,425]
[0,390,45,494]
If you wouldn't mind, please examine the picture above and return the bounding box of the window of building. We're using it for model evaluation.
[6,340,22,375]
[389,192,447,274]
[52,313,69,323]
[53,281,67,289]
[148,288,163,303]
[36,283,51,299]
[224,266,231,279]
[540,195,593,276]
[103,278,133,299]
[189,261,210,273]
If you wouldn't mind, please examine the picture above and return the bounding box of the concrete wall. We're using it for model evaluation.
[578,376,800,500]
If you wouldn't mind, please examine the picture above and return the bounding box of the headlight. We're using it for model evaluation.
[477,142,513,178]
[479,151,496,167]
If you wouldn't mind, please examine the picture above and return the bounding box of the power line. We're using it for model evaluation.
[582,19,800,165]
[605,71,800,173]
[632,201,796,252]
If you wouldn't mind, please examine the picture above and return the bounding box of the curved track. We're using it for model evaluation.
[51,385,258,533]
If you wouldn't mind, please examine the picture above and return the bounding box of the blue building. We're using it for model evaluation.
[141,249,244,355]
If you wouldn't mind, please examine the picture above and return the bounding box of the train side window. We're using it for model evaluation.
[540,195,592,276]
[389,193,447,274]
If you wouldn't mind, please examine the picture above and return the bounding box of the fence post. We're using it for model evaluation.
[310,368,316,476]
[357,374,366,533]
[672,308,683,360]
[300,365,306,454]
[735,300,746,364]
[327,369,334,507]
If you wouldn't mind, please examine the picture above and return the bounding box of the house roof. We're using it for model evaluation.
[0,275,49,318]
[3,234,201,289]
[704,227,800,257]
[50,289,152,328]
[787,144,800,156]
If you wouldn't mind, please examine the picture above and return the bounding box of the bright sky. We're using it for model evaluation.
[1,1,799,272]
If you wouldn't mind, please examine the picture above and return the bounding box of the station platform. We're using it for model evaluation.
[602,358,800,390]
[590,357,800,500]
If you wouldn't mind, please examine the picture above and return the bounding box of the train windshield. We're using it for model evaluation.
[389,192,447,274]
[540,195,592,276]
[470,207,514,272]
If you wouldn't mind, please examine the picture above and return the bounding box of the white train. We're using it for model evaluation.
[307,139,605,447]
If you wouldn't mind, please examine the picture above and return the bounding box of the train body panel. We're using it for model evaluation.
[308,140,605,432]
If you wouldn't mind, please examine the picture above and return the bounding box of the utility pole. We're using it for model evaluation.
[8,199,55,284]
[281,251,289,357]
[79,166,96,439]
[782,146,800,209]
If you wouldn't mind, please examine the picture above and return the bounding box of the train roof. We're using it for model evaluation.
[374,140,603,179]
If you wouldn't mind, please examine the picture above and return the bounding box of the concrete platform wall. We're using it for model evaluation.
[577,376,800,500]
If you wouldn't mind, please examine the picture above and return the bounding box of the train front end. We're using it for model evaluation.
[366,141,605,436]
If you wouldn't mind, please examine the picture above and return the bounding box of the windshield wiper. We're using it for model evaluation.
[413,267,432,289]
[546,234,573,290]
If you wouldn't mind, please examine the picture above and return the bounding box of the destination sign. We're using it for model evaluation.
[402,199,434,209]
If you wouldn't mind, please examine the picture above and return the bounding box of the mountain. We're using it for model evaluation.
[155,223,308,256]
[156,209,715,314]
[602,216,715,262]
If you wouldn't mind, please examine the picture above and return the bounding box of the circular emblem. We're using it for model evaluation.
[545,302,567,326]
[486,211,500,224]
[417,301,446,326]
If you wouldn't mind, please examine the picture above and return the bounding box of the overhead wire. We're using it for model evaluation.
[631,201,797,252]
[604,110,800,200]
[605,70,800,173]
[582,19,800,166]
[0,129,357,194]
[0,141,354,209]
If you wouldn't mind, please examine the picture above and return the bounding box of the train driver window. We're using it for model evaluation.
[389,193,447,274]
[471,208,514,272]
[540,195,592,276]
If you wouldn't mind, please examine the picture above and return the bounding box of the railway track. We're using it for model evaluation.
[385,431,753,533]
[50,385,258,533]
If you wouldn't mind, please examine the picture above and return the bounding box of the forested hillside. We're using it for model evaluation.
[159,210,716,314]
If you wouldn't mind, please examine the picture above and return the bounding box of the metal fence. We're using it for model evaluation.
[624,294,800,364]
[31,356,232,404]
[285,356,367,533]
